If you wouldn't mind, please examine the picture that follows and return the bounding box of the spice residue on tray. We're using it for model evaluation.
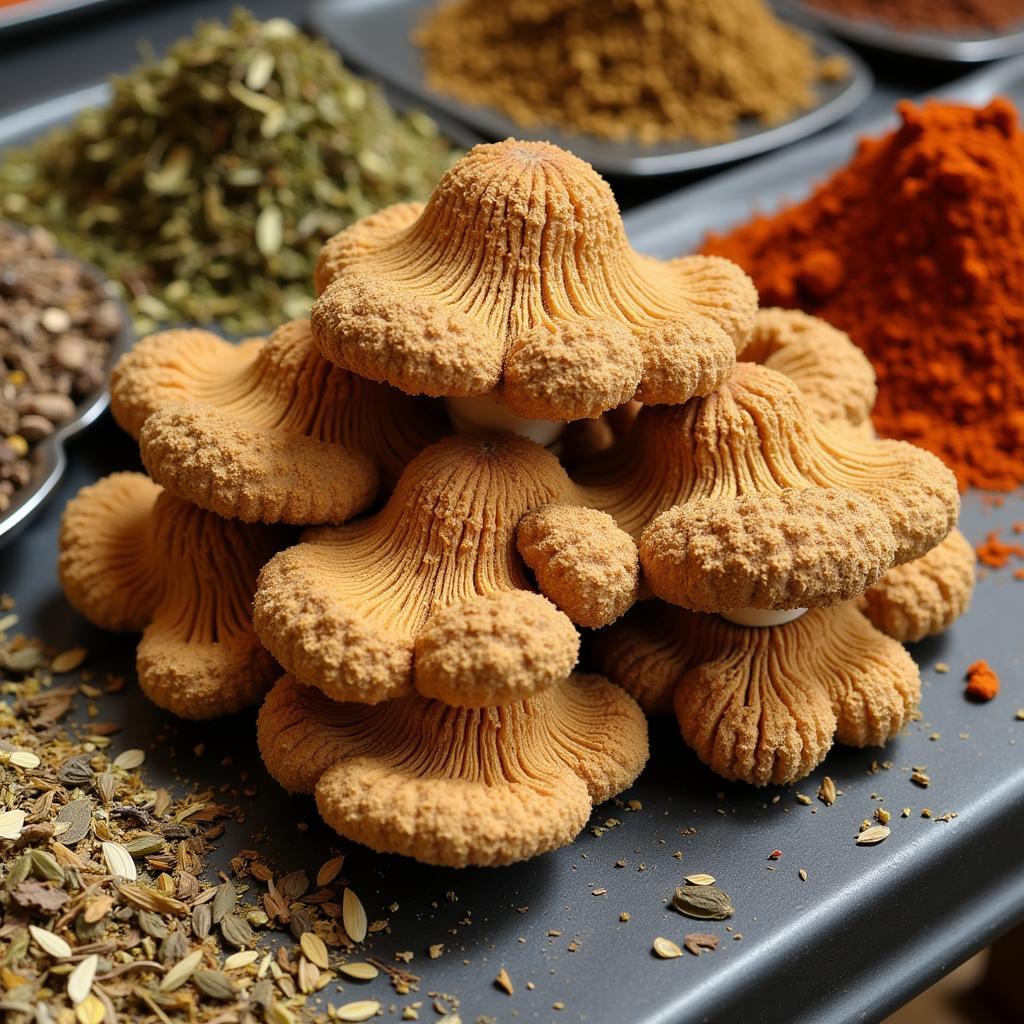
[0,10,458,336]
[807,0,1024,33]
[704,99,1024,491]
[965,659,1000,701]
[415,0,847,144]
[0,223,124,514]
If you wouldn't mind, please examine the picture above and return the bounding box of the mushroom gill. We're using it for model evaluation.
[257,672,648,866]
[59,473,283,719]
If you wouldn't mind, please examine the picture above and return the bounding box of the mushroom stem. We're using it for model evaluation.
[720,607,807,628]
[446,394,564,446]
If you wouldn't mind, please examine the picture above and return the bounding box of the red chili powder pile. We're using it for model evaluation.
[704,98,1024,491]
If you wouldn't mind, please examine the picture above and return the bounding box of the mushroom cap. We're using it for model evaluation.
[743,308,877,429]
[59,472,284,719]
[640,487,897,612]
[414,591,580,707]
[592,600,919,785]
[516,504,639,626]
[253,432,582,705]
[112,318,447,523]
[576,362,960,560]
[59,472,163,632]
[312,139,756,419]
[859,527,975,642]
[256,672,649,867]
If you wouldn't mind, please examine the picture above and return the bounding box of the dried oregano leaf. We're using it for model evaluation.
[672,885,734,920]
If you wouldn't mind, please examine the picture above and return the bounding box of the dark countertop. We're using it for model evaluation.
[1,6,1022,1024]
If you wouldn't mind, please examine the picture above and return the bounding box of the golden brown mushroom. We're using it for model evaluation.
[592,600,919,786]
[859,527,975,642]
[110,319,446,524]
[257,672,648,866]
[59,473,283,719]
[576,365,959,574]
[312,140,757,428]
[742,308,876,431]
[253,433,638,706]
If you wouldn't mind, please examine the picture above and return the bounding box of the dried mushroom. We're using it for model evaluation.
[312,139,756,427]
[742,307,877,432]
[110,319,445,523]
[253,433,638,706]
[576,364,959,565]
[59,473,283,718]
[859,527,975,642]
[257,673,648,866]
[593,601,919,785]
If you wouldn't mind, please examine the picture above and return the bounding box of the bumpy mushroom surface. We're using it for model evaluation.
[743,308,877,430]
[257,672,648,866]
[312,140,757,420]
[253,433,637,706]
[110,319,446,523]
[859,527,975,642]
[640,488,897,613]
[576,365,959,572]
[592,600,919,785]
[59,473,283,719]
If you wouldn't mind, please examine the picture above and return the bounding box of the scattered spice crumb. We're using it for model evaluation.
[495,968,513,996]
[683,933,719,956]
[619,912,630,922]
[975,530,1024,570]
[901,807,911,817]
[798,868,808,881]
[768,849,782,860]
[795,793,812,805]
[965,660,1000,702]
[911,770,931,788]
[935,663,950,674]
[875,808,891,825]
[922,808,933,818]
[817,776,837,806]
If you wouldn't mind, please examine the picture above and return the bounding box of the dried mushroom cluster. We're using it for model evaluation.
[61,138,971,867]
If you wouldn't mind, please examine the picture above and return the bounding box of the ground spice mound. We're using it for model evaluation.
[965,659,1000,701]
[808,0,1024,32]
[415,0,843,144]
[0,11,457,335]
[704,99,1024,490]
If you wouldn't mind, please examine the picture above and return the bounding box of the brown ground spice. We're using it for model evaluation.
[808,0,1024,32]
[415,0,844,144]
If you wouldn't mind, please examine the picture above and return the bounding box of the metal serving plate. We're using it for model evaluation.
[0,0,139,38]
[308,0,873,177]
[0,84,135,548]
[780,0,1024,63]
[621,54,1024,257]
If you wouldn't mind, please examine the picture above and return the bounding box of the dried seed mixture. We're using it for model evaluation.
[0,11,458,336]
[0,225,124,513]
[0,603,415,1023]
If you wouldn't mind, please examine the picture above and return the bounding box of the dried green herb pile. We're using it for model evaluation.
[0,10,458,335]
[0,605,413,1024]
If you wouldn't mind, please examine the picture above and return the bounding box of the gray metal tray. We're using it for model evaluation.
[780,0,1024,63]
[308,0,873,177]
[0,0,139,38]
